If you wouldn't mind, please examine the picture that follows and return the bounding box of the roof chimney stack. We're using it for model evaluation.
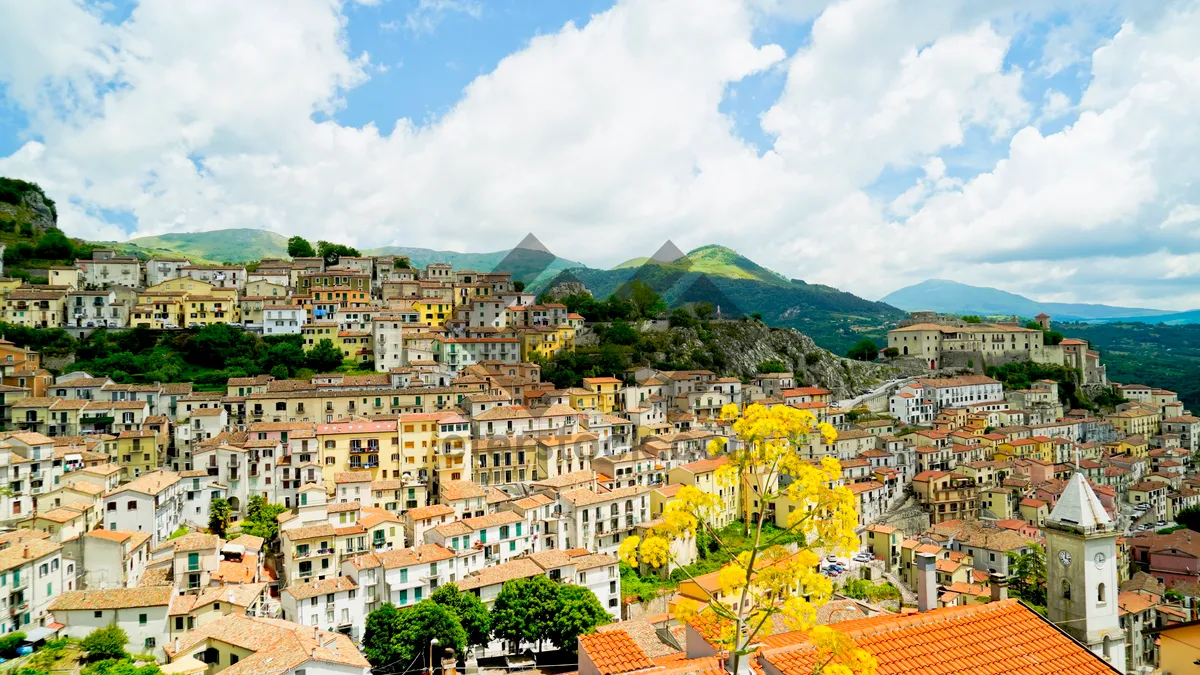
[989,571,1008,603]
[916,551,937,613]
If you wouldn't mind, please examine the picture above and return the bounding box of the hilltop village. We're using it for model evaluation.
[0,250,1193,674]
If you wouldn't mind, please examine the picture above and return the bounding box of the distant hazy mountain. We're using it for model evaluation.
[881,279,1177,321]
[545,244,905,353]
[122,229,291,264]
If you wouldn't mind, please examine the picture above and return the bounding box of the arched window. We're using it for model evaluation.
[1062,580,1071,600]
[1097,583,1106,604]
[1102,636,1111,659]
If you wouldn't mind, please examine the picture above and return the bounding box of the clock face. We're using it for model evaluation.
[1059,551,1072,566]
[1094,552,1106,569]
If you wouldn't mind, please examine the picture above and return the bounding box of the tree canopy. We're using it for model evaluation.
[81,625,128,661]
[363,601,466,672]
[287,235,316,258]
[549,584,611,651]
[491,575,561,651]
[431,583,492,650]
[846,338,879,362]
[208,498,232,537]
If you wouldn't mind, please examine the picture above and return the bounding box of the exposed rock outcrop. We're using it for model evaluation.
[542,281,590,302]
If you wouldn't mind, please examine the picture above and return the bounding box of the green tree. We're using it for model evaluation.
[363,603,405,667]
[882,346,899,358]
[758,360,787,374]
[81,625,129,661]
[846,338,879,362]
[668,307,698,329]
[81,660,162,675]
[1177,506,1200,532]
[961,315,983,323]
[34,229,73,259]
[549,585,611,651]
[208,498,232,537]
[431,583,492,651]
[269,364,289,379]
[490,575,560,653]
[513,280,526,292]
[1008,542,1047,609]
[316,241,360,266]
[627,281,666,320]
[306,338,345,372]
[363,601,466,670]
[600,320,639,346]
[0,631,25,657]
[287,236,316,258]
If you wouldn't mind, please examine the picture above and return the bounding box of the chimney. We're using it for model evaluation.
[916,551,937,613]
[989,571,1008,602]
[22,546,29,559]
[173,637,179,653]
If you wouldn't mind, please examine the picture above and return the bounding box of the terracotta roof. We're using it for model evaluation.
[50,586,173,611]
[440,479,487,501]
[334,471,373,484]
[761,598,1116,675]
[579,629,656,674]
[406,504,456,521]
[105,470,180,497]
[285,575,359,601]
[162,613,368,675]
[376,544,455,569]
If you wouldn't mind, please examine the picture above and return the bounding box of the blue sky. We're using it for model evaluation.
[1,0,1197,308]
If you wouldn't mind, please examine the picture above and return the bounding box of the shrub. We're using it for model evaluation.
[82,625,128,661]
[0,631,26,657]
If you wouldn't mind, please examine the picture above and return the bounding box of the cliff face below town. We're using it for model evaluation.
[655,320,931,399]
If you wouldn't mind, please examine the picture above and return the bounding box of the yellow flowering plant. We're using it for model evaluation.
[620,403,875,675]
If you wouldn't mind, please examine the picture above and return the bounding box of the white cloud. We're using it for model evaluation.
[404,0,483,35]
[0,0,1198,309]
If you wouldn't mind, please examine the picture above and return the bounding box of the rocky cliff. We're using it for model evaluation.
[655,320,931,398]
[0,177,58,232]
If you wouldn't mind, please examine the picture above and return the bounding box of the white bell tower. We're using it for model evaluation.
[1044,473,1125,671]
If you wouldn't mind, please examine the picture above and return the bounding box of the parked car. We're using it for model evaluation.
[1156,521,1167,527]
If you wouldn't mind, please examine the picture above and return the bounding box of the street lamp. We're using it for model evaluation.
[429,637,440,675]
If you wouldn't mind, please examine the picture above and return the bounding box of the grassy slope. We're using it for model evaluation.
[121,229,291,264]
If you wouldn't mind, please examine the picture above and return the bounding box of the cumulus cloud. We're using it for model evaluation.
[0,0,1198,309]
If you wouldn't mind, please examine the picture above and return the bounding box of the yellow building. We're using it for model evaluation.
[302,322,339,349]
[1106,408,1161,437]
[117,429,160,479]
[1108,435,1149,458]
[130,301,180,328]
[181,296,237,327]
[0,278,23,296]
[412,299,455,327]
[3,288,68,328]
[336,330,373,365]
[582,377,621,413]
[519,326,576,361]
[567,388,600,412]
[865,523,902,571]
[317,419,399,486]
[994,438,1049,462]
[668,456,738,528]
[48,267,81,289]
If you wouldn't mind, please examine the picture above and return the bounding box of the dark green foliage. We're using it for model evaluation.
[961,315,983,323]
[550,584,611,651]
[804,352,822,366]
[598,321,639,346]
[882,346,899,358]
[555,292,634,322]
[985,361,1088,409]
[33,229,74,259]
[669,307,698,329]
[0,631,25,657]
[846,338,878,361]
[208,498,231,537]
[1176,506,1200,533]
[513,280,525,292]
[316,240,360,266]
[1008,543,1046,609]
[306,338,345,373]
[81,660,162,675]
[1045,330,1064,345]
[0,177,55,218]
[535,345,625,389]
[1057,322,1200,410]
[81,625,128,661]
[270,364,289,379]
[751,312,763,321]
[431,583,492,650]
[363,601,466,670]
[626,280,667,319]
[758,360,787,374]
[490,576,560,651]
[241,496,288,545]
[287,236,316,258]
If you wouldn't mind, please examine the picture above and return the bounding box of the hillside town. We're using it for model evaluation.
[0,251,1195,674]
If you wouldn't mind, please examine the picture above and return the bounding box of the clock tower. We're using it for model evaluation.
[1044,473,1125,671]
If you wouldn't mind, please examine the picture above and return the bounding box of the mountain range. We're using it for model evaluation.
[880,279,1200,323]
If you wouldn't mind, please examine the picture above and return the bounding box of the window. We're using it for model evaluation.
[95,611,103,618]
[1062,580,1071,600]
[1097,583,1106,604]
[139,613,147,625]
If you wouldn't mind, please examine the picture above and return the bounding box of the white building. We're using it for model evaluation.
[50,586,172,654]
[375,544,455,607]
[145,258,188,287]
[262,304,307,335]
[101,470,184,548]
[66,290,127,328]
[281,576,365,640]
[372,313,419,372]
[0,530,67,633]
[180,265,247,292]
[163,613,369,675]
[72,529,152,589]
[890,375,1004,425]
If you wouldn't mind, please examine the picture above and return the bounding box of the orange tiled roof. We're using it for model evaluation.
[578,628,656,675]
[760,599,1115,675]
